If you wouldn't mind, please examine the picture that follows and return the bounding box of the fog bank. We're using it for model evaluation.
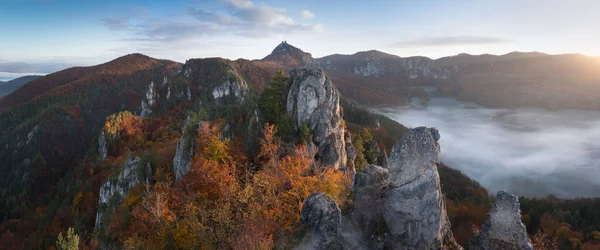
[378,97,600,198]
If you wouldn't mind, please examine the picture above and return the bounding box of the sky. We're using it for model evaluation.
[1,0,600,72]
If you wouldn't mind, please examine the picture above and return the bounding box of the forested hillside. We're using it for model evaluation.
[1,44,599,250]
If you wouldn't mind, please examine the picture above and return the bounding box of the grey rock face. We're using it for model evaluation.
[140,81,157,118]
[26,125,38,145]
[469,191,533,250]
[344,131,357,174]
[221,123,232,141]
[211,69,249,104]
[383,167,458,250]
[173,116,197,181]
[382,126,461,250]
[387,126,441,187]
[300,192,346,250]
[351,164,389,243]
[95,155,152,230]
[98,132,107,163]
[246,109,264,157]
[352,164,389,193]
[379,150,389,169]
[287,67,346,170]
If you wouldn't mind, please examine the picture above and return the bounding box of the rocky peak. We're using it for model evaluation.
[470,191,533,250]
[262,41,314,67]
[382,126,461,250]
[286,67,346,170]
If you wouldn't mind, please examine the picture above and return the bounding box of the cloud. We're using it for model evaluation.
[300,10,315,19]
[134,21,221,42]
[223,0,254,9]
[391,36,510,48]
[187,0,322,37]
[102,0,322,54]
[101,18,130,31]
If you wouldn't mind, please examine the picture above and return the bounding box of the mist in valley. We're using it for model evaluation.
[378,97,600,198]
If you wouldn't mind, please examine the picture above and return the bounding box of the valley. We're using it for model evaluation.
[378,97,600,198]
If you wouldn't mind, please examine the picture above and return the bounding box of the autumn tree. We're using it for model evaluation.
[56,227,79,250]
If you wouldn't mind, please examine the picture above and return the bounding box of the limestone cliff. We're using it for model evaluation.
[173,116,196,181]
[95,155,152,230]
[286,67,347,171]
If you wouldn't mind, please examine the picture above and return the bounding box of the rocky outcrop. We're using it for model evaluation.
[173,117,202,181]
[140,81,157,118]
[383,127,460,250]
[344,131,357,174]
[469,191,533,250]
[221,123,232,141]
[379,150,388,169]
[298,126,536,250]
[211,72,248,104]
[352,165,390,193]
[98,132,107,163]
[286,67,346,170]
[95,155,152,230]
[351,165,389,244]
[387,127,441,186]
[246,109,264,157]
[300,192,346,250]
[25,125,38,145]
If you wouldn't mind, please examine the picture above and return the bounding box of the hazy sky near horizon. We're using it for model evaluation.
[1,0,599,69]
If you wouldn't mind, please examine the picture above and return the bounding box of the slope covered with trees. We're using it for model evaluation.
[1,45,599,250]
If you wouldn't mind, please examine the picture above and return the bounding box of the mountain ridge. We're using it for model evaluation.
[0,75,40,97]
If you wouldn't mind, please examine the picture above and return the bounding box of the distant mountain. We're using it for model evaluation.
[260,41,314,70]
[309,48,600,109]
[0,75,40,97]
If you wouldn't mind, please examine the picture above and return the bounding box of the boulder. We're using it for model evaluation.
[287,67,346,170]
[469,191,533,250]
[300,192,346,250]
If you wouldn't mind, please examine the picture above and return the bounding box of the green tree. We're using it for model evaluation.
[258,70,293,138]
[56,227,79,250]
[298,123,312,144]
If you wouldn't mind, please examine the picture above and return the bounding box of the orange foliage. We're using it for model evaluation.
[113,122,350,249]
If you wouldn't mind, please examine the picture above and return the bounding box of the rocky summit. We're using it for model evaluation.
[470,191,534,250]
